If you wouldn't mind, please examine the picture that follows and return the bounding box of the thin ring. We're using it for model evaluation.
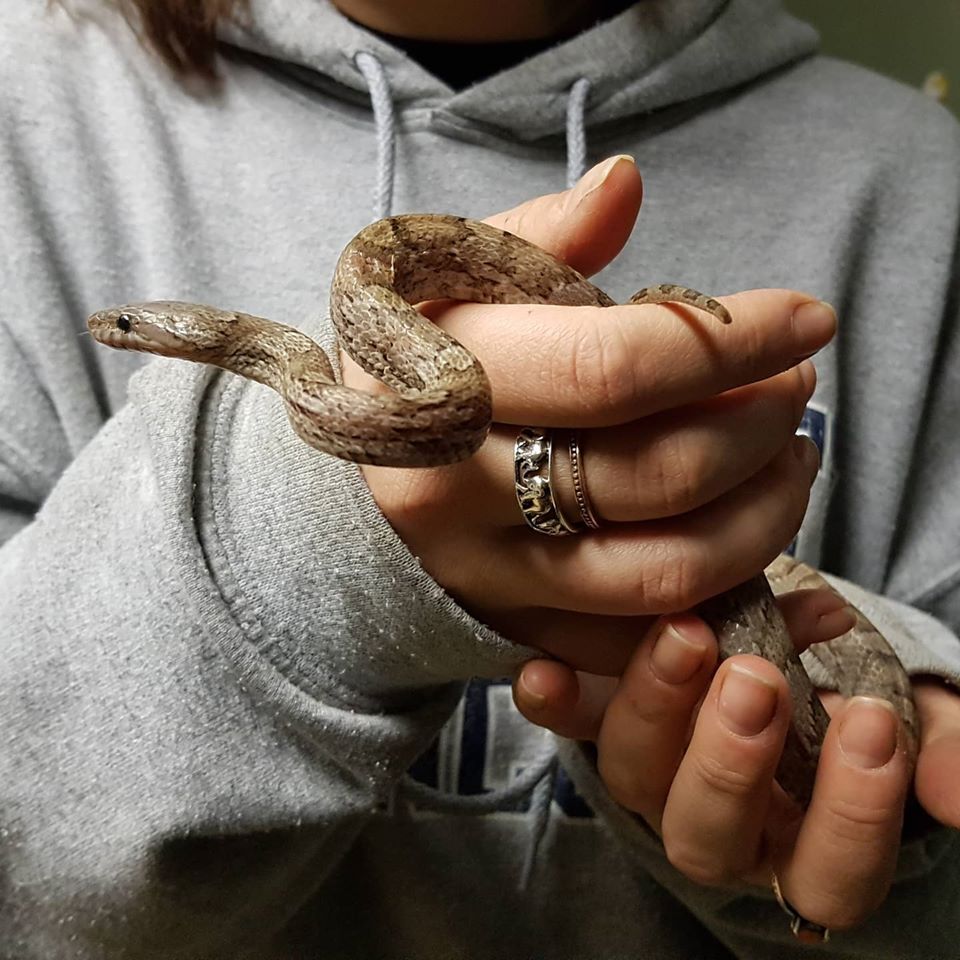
[514,427,579,536]
[568,430,601,529]
[771,871,830,944]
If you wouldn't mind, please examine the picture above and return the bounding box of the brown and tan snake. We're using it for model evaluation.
[87,213,917,807]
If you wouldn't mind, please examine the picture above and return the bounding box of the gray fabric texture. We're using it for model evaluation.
[1,0,959,956]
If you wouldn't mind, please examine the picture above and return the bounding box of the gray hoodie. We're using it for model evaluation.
[1,0,959,957]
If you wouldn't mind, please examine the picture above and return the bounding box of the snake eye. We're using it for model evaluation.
[116,313,132,333]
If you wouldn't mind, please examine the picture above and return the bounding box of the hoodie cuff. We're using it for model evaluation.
[193,367,536,706]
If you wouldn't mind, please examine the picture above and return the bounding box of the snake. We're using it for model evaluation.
[87,213,917,808]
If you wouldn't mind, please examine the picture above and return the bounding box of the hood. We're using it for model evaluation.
[221,0,819,143]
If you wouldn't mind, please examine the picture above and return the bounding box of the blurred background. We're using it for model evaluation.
[786,0,959,117]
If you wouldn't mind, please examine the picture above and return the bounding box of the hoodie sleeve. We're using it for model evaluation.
[0,338,539,956]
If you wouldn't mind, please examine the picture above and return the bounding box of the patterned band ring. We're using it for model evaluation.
[514,427,580,536]
[568,430,601,530]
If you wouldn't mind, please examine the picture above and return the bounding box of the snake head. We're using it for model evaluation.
[86,301,236,357]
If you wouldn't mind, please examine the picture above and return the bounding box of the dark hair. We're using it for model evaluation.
[59,0,248,78]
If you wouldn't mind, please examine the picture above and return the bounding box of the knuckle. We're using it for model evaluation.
[558,313,640,415]
[734,311,765,375]
[820,794,899,845]
[644,429,705,515]
[636,545,706,613]
[688,751,757,800]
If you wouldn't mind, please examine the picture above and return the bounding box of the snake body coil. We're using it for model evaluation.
[87,214,916,807]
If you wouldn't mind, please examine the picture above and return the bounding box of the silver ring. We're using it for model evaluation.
[514,428,579,536]
[771,871,830,944]
[568,431,601,529]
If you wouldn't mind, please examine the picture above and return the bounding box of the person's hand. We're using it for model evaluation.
[512,601,960,932]
[344,156,833,673]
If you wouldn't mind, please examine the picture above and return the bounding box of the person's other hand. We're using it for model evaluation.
[346,156,832,673]
[513,595,960,931]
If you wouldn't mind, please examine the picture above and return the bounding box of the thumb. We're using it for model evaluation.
[913,678,960,828]
[484,155,642,278]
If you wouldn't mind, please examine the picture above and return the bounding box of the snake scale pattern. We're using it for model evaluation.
[87,213,917,807]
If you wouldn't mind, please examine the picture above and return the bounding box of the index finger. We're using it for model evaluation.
[431,291,836,426]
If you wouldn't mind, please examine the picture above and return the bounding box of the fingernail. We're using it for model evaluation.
[517,671,548,710]
[650,620,708,685]
[792,300,837,351]
[719,663,779,736]
[814,604,858,642]
[839,697,899,769]
[797,358,817,396]
[573,155,635,206]
[792,435,820,475]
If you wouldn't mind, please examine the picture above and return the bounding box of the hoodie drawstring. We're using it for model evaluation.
[565,77,592,188]
[356,56,592,214]
[355,52,397,220]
